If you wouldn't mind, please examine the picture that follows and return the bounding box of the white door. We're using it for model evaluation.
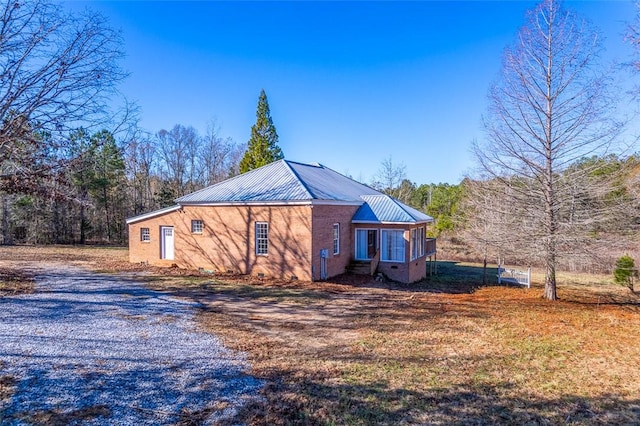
[161,226,174,260]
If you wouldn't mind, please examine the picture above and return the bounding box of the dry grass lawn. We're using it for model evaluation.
[2,246,640,425]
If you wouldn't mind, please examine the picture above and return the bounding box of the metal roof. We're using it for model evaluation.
[353,195,434,224]
[128,160,433,225]
[125,205,181,224]
[176,160,380,204]
[287,161,380,201]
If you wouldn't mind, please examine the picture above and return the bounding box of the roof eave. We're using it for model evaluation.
[126,205,181,224]
[352,219,434,225]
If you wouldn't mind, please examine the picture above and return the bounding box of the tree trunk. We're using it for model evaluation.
[79,203,86,245]
[2,197,9,245]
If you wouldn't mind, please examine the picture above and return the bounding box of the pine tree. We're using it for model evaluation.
[239,90,284,173]
[614,255,637,292]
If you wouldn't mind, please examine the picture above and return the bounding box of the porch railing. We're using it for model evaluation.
[425,238,437,255]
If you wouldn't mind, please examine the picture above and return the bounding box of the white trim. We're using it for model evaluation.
[255,222,269,255]
[126,205,181,224]
[178,199,363,207]
[311,200,364,207]
[191,219,204,234]
[380,229,406,263]
[354,228,378,261]
[352,220,433,225]
[333,223,340,255]
[140,227,151,242]
[160,226,175,260]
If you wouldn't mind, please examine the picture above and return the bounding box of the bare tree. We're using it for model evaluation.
[124,129,157,215]
[0,0,126,194]
[201,119,244,186]
[156,125,200,198]
[472,0,624,300]
[372,156,414,202]
[628,1,640,76]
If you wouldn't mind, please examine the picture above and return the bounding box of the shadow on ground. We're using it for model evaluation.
[240,374,640,425]
[330,261,505,295]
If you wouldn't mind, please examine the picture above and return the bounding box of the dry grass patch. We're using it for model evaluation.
[0,267,34,296]
[1,247,640,424]
[154,262,640,425]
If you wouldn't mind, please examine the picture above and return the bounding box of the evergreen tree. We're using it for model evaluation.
[239,90,284,173]
[614,255,637,292]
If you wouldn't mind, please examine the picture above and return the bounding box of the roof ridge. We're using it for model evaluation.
[175,159,287,203]
[283,160,315,199]
[318,163,382,195]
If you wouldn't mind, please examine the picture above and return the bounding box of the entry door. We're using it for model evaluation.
[160,226,174,260]
[356,229,378,260]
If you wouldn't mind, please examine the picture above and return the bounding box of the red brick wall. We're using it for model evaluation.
[128,204,433,284]
[310,204,360,280]
[129,204,313,280]
[128,210,181,268]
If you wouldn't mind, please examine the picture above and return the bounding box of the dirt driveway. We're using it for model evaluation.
[0,262,262,425]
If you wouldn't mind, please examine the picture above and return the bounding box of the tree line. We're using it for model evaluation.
[0,123,245,245]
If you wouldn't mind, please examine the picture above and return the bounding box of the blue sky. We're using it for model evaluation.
[66,1,637,185]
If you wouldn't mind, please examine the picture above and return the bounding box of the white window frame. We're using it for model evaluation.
[411,227,426,260]
[191,219,203,234]
[411,228,417,261]
[140,227,150,242]
[380,229,405,262]
[355,228,378,260]
[333,223,340,255]
[255,222,269,255]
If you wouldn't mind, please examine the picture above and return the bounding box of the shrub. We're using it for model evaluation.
[614,255,637,291]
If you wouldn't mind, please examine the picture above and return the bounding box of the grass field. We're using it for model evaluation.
[1,246,640,425]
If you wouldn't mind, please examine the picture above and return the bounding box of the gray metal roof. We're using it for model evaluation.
[154,160,433,225]
[176,160,379,204]
[353,195,434,224]
[288,161,380,201]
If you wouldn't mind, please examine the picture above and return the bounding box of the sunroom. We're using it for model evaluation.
[351,195,436,283]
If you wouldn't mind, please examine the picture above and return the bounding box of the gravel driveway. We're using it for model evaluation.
[0,266,263,425]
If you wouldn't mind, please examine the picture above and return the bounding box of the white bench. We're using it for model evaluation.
[497,265,531,288]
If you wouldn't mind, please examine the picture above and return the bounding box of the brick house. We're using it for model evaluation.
[126,160,436,283]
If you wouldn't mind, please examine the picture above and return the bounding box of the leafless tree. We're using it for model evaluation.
[0,0,126,194]
[156,125,200,198]
[628,2,640,76]
[200,119,244,186]
[124,130,157,215]
[472,0,625,300]
[372,156,415,203]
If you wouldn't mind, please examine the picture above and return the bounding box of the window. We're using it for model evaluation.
[140,227,150,242]
[381,229,405,262]
[191,219,203,234]
[411,229,417,260]
[255,222,269,255]
[333,223,340,255]
[411,227,426,260]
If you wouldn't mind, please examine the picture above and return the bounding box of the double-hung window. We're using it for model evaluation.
[333,223,340,255]
[191,219,203,234]
[411,227,425,260]
[255,222,269,255]
[381,229,405,262]
[140,227,150,242]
